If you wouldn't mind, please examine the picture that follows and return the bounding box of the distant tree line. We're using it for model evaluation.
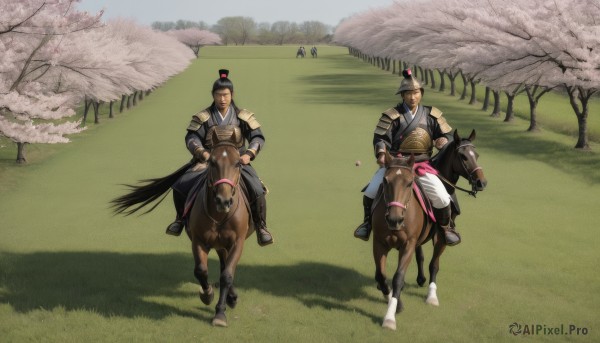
[152,17,332,45]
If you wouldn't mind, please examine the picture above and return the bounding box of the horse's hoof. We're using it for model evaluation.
[199,287,214,305]
[382,319,397,330]
[417,277,426,287]
[212,313,228,327]
[426,296,439,306]
[226,295,238,309]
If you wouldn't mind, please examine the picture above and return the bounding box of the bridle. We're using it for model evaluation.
[204,142,242,225]
[207,142,241,195]
[384,164,414,214]
[438,141,482,197]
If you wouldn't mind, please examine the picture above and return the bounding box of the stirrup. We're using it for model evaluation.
[165,220,184,236]
[256,227,273,247]
[354,222,371,241]
[442,227,461,246]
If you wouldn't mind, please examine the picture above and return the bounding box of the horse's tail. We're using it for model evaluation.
[110,161,193,216]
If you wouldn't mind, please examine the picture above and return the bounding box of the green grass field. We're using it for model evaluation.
[1,46,599,342]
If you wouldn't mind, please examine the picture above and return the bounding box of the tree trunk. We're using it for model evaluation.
[423,68,429,85]
[132,91,138,106]
[491,90,501,117]
[469,80,477,105]
[413,66,419,79]
[482,87,490,111]
[504,92,515,122]
[566,86,592,150]
[109,101,114,118]
[16,142,27,164]
[82,98,91,127]
[438,70,445,92]
[429,70,436,89]
[127,94,133,109]
[448,72,458,96]
[459,73,468,100]
[525,86,539,132]
[139,91,144,101]
[120,95,126,113]
[93,101,100,124]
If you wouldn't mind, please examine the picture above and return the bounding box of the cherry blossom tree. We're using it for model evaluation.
[446,0,600,146]
[167,28,221,57]
[1,1,195,163]
[0,0,102,162]
[334,0,600,149]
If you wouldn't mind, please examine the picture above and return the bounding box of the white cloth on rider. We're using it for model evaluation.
[363,167,451,208]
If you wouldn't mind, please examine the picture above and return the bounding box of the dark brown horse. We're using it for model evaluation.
[371,129,486,330]
[111,130,253,327]
[414,129,487,296]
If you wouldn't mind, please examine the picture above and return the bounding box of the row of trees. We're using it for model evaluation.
[333,0,599,149]
[0,0,198,163]
[154,17,332,45]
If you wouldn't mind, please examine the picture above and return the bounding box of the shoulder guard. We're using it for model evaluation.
[427,106,452,134]
[187,110,210,131]
[237,109,260,130]
[374,108,400,135]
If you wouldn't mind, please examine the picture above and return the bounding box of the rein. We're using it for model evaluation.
[439,142,481,197]
[203,187,240,226]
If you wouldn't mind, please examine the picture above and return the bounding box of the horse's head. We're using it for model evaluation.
[207,129,242,213]
[382,152,415,230]
[452,129,487,192]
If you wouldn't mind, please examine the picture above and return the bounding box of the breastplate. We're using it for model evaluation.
[398,127,433,154]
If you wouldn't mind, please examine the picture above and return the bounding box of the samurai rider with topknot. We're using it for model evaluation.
[354,69,461,246]
[165,69,274,247]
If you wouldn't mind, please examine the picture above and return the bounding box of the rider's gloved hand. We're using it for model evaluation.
[193,148,210,162]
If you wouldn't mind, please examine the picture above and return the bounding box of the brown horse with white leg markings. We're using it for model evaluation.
[372,129,487,330]
[111,129,254,327]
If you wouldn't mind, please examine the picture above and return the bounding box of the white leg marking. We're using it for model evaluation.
[425,282,439,306]
[382,296,398,330]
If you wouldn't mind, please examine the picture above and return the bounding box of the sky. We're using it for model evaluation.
[76,0,396,27]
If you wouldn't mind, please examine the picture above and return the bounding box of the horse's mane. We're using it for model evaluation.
[430,138,456,169]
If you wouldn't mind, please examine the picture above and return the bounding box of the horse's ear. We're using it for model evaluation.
[407,154,415,167]
[468,129,476,142]
[453,129,460,142]
[211,129,220,145]
[384,150,393,168]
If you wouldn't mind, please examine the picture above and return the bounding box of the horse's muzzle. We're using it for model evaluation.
[473,177,487,191]
[215,195,233,213]
[385,215,404,231]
